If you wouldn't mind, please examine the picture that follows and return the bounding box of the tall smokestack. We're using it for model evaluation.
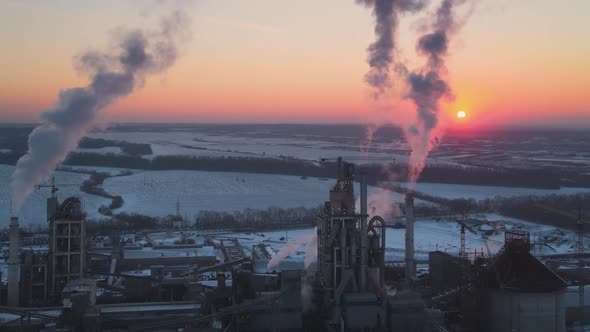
[8,216,20,307]
[360,169,368,291]
[405,194,415,281]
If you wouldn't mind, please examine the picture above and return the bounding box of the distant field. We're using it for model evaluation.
[101,170,388,218]
[3,124,590,186]
[101,170,589,219]
[87,129,402,164]
[2,162,590,225]
[2,124,590,225]
[397,182,590,200]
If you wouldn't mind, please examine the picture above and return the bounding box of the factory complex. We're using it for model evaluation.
[0,158,588,331]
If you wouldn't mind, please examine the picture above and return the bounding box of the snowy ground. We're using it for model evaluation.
[102,170,352,217]
[88,131,425,165]
[100,169,590,219]
[398,182,590,200]
[4,162,589,226]
[102,169,446,219]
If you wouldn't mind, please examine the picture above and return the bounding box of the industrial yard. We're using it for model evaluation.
[0,144,589,331]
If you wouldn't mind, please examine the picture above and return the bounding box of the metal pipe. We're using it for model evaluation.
[341,220,347,267]
[360,170,368,291]
[405,194,416,281]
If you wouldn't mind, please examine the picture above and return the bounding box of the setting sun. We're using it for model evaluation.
[457,110,467,119]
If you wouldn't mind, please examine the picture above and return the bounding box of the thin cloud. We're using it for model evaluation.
[204,16,285,34]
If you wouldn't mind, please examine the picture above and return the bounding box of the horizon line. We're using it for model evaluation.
[0,121,589,131]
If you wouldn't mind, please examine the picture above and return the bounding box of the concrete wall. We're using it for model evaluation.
[488,290,565,332]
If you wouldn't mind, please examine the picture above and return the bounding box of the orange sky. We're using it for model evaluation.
[1,0,589,127]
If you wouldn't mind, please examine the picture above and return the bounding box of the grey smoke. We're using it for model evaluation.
[402,0,473,184]
[407,71,450,132]
[356,0,428,98]
[10,10,190,212]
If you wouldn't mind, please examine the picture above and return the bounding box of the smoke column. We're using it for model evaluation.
[267,240,303,270]
[303,230,318,269]
[402,0,472,185]
[267,231,317,270]
[356,0,428,99]
[10,11,191,212]
[358,0,474,186]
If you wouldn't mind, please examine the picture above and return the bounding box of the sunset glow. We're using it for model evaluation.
[0,1,588,127]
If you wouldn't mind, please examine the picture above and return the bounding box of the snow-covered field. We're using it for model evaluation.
[0,165,110,226]
[88,131,415,164]
[398,182,590,200]
[102,170,357,217]
[100,169,589,219]
[4,162,589,226]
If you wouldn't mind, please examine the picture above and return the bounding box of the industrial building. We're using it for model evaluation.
[47,196,87,303]
[0,157,588,331]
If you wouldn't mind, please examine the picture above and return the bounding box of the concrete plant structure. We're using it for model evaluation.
[47,196,86,303]
[316,157,387,329]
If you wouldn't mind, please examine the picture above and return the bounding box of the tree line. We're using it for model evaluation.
[78,137,152,156]
[85,205,322,235]
[62,153,565,189]
[78,171,127,216]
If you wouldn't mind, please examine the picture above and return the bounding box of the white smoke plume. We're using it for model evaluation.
[266,230,318,311]
[301,270,315,312]
[304,230,318,269]
[267,229,317,270]
[302,229,317,311]
[10,11,191,213]
[355,187,402,220]
[267,240,303,270]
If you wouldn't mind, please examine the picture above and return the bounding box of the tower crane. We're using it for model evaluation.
[36,175,80,197]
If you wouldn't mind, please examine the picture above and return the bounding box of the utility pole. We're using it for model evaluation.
[577,199,584,332]
[460,220,466,285]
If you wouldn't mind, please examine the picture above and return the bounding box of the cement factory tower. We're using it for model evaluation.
[47,196,86,302]
[316,158,386,329]
[7,216,20,307]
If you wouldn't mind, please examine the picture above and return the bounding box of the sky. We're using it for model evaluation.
[0,0,589,128]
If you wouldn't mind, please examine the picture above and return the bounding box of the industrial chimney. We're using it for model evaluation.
[7,216,20,307]
[360,168,368,291]
[405,194,416,282]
